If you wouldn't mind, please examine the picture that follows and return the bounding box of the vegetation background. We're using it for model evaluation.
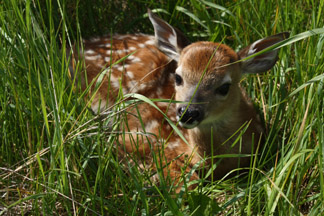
[1,0,323,215]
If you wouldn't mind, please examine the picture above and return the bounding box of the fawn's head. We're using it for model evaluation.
[148,10,288,129]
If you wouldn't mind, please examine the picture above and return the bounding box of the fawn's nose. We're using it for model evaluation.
[177,106,204,128]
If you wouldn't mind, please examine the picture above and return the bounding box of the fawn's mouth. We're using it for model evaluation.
[177,116,201,129]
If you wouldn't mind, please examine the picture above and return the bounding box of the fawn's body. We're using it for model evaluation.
[70,11,288,188]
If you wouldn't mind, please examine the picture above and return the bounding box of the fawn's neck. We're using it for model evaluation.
[187,89,262,158]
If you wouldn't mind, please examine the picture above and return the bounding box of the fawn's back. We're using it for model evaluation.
[76,34,175,111]
[69,10,289,188]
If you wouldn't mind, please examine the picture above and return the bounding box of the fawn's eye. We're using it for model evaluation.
[215,83,231,96]
[175,74,183,86]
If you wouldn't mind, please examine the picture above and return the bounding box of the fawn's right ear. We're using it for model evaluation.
[148,9,190,62]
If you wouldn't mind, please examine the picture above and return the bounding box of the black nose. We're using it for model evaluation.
[177,106,203,125]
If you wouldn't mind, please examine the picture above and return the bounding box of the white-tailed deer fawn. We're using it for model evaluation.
[70,10,288,189]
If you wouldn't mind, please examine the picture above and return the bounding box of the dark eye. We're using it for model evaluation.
[175,74,183,86]
[215,83,231,96]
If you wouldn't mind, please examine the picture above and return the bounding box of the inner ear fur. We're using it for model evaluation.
[148,9,191,61]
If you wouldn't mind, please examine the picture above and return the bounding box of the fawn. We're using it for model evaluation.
[70,10,288,189]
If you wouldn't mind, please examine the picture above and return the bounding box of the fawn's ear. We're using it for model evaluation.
[238,32,289,74]
[148,9,190,62]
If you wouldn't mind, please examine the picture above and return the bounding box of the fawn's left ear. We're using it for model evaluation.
[148,9,191,62]
[238,32,289,74]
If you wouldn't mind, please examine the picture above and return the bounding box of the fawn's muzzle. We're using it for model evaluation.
[177,106,204,129]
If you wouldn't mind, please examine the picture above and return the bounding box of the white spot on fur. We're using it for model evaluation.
[85,55,101,60]
[115,35,129,40]
[127,55,135,60]
[111,64,119,70]
[115,49,128,54]
[90,37,100,42]
[108,74,118,82]
[170,116,176,122]
[117,66,124,71]
[130,83,147,92]
[147,35,155,40]
[127,80,136,90]
[167,140,180,150]
[126,71,134,79]
[85,49,95,55]
[138,83,146,90]
[98,43,111,48]
[117,64,129,71]
[145,40,155,45]
[132,57,141,63]
[104,56,111,62]
[150,173,159,182]
[111,80,121,90]
[145,120,159,132]
[127,55,141,63]
[129,47,136,51]
[138,44,145,48]
[91,100,107,113]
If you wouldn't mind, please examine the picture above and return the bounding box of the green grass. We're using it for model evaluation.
[1,0,324,215]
